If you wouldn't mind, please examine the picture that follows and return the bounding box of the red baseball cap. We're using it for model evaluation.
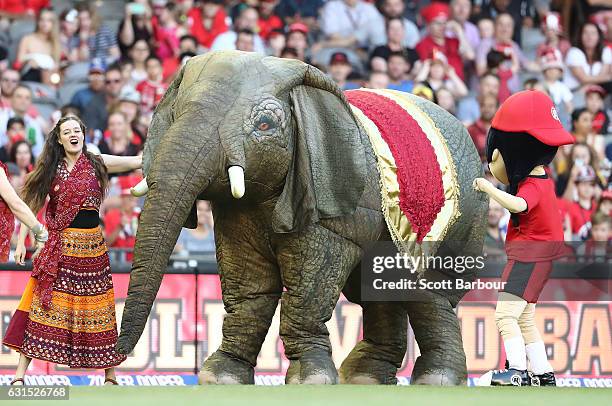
[421,2,450,24]
[288,22,309,35]
[329,51,350,66]
[584,84,606,97]
[491,90,574,146]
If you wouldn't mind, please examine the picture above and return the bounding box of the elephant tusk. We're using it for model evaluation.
[228,166,245,199]
[131,178,149,197]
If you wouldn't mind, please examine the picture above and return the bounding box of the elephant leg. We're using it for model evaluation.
[406,293,467,385]
[339,302,407,384]
[339,263,407,384]
[199,218,282,384]
[273,225,361,384]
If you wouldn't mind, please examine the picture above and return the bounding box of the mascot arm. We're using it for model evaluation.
[473,178,527,213]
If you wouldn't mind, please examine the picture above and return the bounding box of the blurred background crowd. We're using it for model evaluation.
[0,0,610,260]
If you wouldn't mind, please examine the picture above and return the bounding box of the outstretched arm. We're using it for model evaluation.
[101,154,143,174]
[0,170,42,230]
[2,171,48,264]
[473,178,527,213]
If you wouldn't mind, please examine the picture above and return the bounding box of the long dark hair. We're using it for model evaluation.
[571,107,590,132]
[21,115,108,213]
[486,128,558,196]
[9,140,34,169]
[486,128,558,226]
[576,22,604,64]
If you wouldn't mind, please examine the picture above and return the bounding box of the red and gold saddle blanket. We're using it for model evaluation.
[346,89,461,256]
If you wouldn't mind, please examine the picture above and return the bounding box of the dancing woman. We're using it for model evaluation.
[3,115,142,385]
[0,161,48,262]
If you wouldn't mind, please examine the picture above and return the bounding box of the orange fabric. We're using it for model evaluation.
[16,277,36,312]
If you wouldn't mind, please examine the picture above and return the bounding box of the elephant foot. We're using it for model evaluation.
[198,350,254,385]
[406,298,467,386]
[410,367,465,386]
[338,340,399,385]
[285,349,338,384]
[409,343,467,385]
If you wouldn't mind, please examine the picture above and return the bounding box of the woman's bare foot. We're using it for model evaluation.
[104,367,118,385]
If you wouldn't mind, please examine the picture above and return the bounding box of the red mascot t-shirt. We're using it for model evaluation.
[505,174,567,261]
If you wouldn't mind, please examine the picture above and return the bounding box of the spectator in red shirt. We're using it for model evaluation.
[584,85,610,135]
[415,2,473,80]
[598,189,612,217]
[186,0,228,49]
[136,55,167,116]
[0,0,49,18]
[485,48,515,103]
[536,12,571,59]
[285,22,310,62]
[476,13,539,94]
[468,93,498,161]
[103,186,141,261]
[566,165,598,240]
[152,0,187,62]
[258,0,283,41]
[162,34,198,82]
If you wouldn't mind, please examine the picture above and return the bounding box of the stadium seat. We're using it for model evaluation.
[7,20,36,64]
[33,100,58,122]
[21,81,58,104]
[63,62,91,84]
[58,82,89,106]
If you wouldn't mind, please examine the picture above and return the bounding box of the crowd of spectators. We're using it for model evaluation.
[0,0,610,259]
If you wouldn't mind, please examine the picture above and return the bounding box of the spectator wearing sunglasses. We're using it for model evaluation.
[70,61,125,134]
[0,70,38,117]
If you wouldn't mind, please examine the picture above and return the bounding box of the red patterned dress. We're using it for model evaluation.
[0,161,15,262]
[3,153,127,368]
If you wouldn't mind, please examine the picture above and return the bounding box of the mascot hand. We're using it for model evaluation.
[472,178,491,192]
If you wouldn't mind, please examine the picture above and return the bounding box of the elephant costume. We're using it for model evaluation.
[116,51,488,385]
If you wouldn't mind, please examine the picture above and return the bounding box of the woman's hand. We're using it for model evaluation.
[32,241,44,261]
[14,242,27,265]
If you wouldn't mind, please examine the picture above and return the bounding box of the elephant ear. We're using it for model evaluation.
[271,66,367,233]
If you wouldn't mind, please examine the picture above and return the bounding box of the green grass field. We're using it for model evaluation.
[19,385,612,406]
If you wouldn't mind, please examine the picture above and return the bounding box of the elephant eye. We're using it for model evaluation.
[247,97,286,139]
[256,116,276,133]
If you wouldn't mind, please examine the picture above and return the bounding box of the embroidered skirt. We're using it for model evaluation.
[2,226,127,368]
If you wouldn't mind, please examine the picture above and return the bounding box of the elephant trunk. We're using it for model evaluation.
[117,114,218,354]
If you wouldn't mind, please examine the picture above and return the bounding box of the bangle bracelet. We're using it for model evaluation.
[32,223,43,234]
[34,229,48,243]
